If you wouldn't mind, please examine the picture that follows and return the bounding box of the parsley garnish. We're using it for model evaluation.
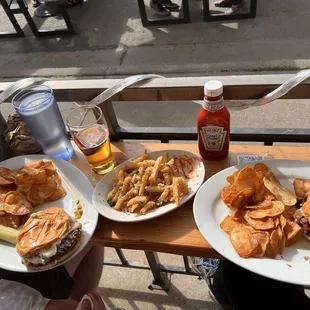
[146,191,150,196]
[107,199,116,207]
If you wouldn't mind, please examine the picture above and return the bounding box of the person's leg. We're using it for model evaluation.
[212,260,310,310]
[68,246,104,301]
[229,0,245,13]
[214,0,233,8]
[30,0,41,8]
[159,0,179,9]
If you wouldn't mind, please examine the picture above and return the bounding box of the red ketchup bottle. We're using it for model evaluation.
[197,80,230,161]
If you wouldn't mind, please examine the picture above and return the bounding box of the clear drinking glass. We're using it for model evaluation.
[66,105,115,174]
[12,85,74,161]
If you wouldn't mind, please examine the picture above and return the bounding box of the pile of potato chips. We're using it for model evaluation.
[0,160,66,229]
[220,163,303,259]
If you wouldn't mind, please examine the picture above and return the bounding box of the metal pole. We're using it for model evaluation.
[144,251,170,291]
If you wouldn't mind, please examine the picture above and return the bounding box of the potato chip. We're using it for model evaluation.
[270,226,282,252]
[263,172,297,207]
[293,178,310,198]
[230,227,258,258]
[244,211,276,230]
[0,213,20,229]
[47,186,66,201]
[247,201,285,219]
[42,161,56,176]
[265,242,277,259]
[4,191,33,215]
[302,196,310,218]
[253,163,270,173]
[15,167,47,185]
[280,215,287,231]
[220,216,242,235]
[232,167,260,192]
[16,184,31,196]
[24,160,44,169]
[252,231,269,257]
[279,233,286,255]
[282,206,297,221]
[0,167,15,187]
[221,185,231,201]
[255,171,265,182]
[245,196,274,209]
[226,171,239,185]
[284,220,303,246]
[0,192,6,212]
[253,186,269,204]
[230,188,254,209]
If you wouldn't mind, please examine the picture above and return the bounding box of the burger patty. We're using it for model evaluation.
[26,228,82,266]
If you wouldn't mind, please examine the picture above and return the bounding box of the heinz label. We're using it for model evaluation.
[200,126,227,151]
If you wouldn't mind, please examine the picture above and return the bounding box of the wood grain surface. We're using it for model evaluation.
[71,142,310,257]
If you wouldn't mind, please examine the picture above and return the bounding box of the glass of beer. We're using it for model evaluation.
[66,105,115,174]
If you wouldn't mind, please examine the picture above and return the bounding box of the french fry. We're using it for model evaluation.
[133,153,150,163]
[122,188,135,201]
[163,173,172,185]
[177,177,189,195]
[167,158,174,167]
[140,201,156,215]
[161,166,172,174]
[163,152,169,164]
[123,162,139,172]
[172,177,180,205]
[112,188,121,203]
[149,156,163,185]
[118,170,125,183]
[158,187,170,203]
[130,203,142,213]
[145,186,166,193]
[127,196,148,207]
[107,152,192,215]
[137,160,156,168]
[139,173,149,196]
[120,176,131,196]
[138,166,145,176]
[108,186,118,200]
[174,158,185,178]
[114,196,125,211]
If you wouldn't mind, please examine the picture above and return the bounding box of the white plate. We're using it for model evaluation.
[194,159,310,286]
[92,150,205,222]
[0,155,98,272]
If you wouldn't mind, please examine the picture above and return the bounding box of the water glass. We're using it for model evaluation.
[12,85,74,161]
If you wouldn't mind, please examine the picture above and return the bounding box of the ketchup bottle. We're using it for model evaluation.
[197,80,230,160]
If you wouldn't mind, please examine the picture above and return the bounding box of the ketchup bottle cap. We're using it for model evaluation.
[204,80,223,97]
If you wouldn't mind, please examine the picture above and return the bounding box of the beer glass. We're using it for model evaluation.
[66,105,115,174]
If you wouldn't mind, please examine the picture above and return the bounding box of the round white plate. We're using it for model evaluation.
[0,155,98,272]
[194,159,310,286]
[92,150,205,222]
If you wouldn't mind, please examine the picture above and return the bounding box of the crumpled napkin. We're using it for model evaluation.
[3,114,41,155]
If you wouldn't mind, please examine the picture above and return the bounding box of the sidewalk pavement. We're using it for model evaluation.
[0,0,310,78]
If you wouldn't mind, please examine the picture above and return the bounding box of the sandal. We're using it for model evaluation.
[65,0,83,7]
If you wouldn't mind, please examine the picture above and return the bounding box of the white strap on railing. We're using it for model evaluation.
[1,70,309,108]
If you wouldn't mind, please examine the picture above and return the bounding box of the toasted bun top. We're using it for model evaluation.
[16,207,70,256]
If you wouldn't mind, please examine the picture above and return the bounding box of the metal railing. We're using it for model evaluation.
[104,248,199,290]
[1,74,310,289]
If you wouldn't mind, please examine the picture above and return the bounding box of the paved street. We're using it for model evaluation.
[1,0,310,309]
[1,0,310,77]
